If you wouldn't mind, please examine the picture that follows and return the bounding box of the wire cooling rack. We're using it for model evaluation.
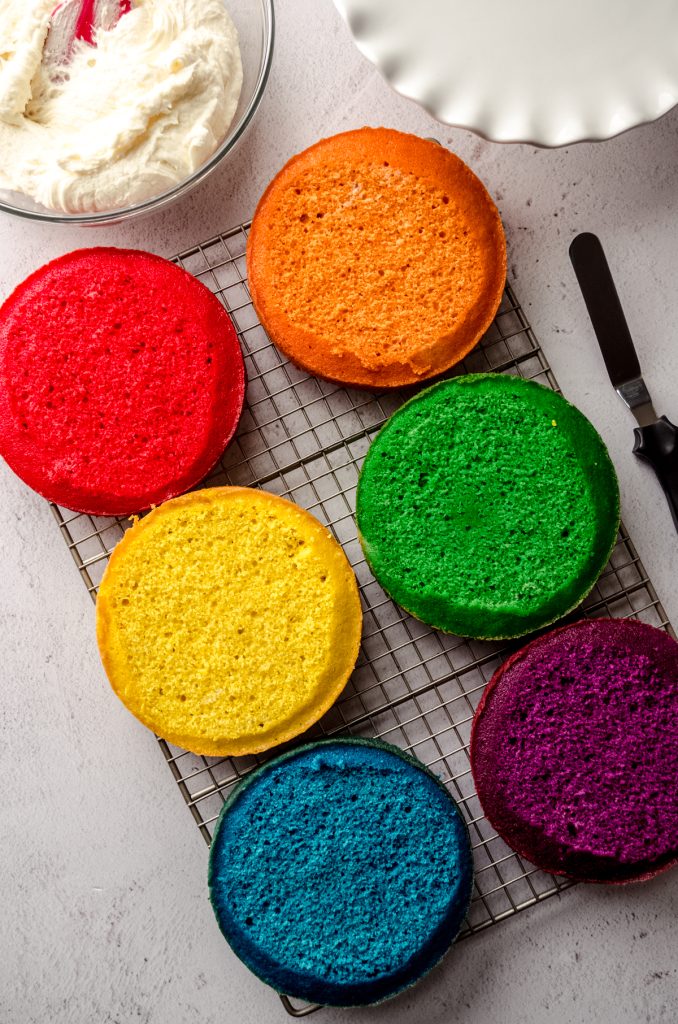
[52,221,674,1017]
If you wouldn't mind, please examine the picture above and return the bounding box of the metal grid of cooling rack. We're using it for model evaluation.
[52,221,674,1018]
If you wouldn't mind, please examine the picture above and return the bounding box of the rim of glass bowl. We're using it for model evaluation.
[0,0,275,226]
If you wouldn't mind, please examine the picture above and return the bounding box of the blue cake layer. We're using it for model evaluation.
[208,738,474,1006]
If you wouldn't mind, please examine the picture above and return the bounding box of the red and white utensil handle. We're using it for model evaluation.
[44,0,130,69]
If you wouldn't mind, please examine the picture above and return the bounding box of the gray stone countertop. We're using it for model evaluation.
[2,3,678,1021]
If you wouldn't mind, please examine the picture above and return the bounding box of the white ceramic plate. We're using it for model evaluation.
[333,0,678,146]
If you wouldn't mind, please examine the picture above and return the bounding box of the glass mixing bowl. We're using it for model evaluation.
[0,0,274,226]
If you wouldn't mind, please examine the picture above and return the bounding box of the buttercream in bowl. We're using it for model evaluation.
[0,0,244,213]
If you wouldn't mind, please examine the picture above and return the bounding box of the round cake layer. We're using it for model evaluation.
[96,488,362,756]
[0,248,245,515]
[356,374,619,639]
[247,127,506,388]
[471,618,678,883]
[209,738,474,1006]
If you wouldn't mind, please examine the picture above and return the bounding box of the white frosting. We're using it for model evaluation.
[0,0,243,213]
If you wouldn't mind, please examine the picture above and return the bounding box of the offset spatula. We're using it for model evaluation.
[569,231,678,531]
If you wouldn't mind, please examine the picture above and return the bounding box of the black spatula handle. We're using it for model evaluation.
[633,417,678,532]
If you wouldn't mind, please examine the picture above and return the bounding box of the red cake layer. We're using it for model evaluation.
[0,248,245,515]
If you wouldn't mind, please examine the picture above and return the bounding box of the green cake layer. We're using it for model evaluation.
[356,374,620,639]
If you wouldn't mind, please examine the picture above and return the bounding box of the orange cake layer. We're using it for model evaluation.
[247,127,506,389]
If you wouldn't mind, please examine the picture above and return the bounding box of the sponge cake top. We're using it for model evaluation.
[471,618,678,882]
[247,128,506,389]
[209,738,474,1005]
[96,487,363,756]
[356,374,619,638]
[0,248,245,515]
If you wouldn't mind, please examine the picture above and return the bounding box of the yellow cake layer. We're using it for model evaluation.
[96,487,363,756]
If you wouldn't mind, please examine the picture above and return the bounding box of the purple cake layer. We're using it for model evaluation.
[471,618,678,883]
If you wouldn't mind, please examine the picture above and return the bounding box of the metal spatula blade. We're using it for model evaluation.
[569,232,657,427]
[570,232,678,534]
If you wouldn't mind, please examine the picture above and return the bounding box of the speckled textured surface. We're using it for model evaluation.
[0,249,244,515]
[356,375,619,638]
[2,0,678,1021]
[208,739,473,1005]
[96,488,362,756]
[246,128,506,388]
[472,619,678,882]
